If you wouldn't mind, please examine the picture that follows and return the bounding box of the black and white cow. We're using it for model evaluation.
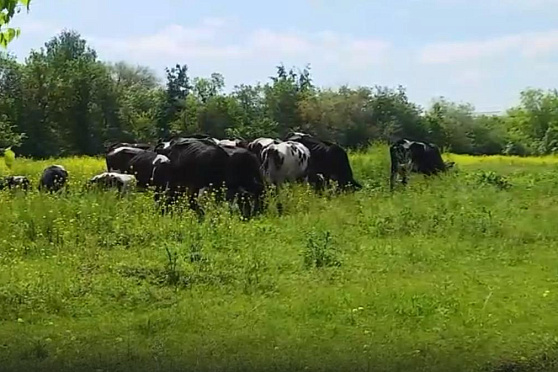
[0,176,30,191]
[87,172,137,193]
[39,165,69,192]
[156,138,264,219]
[389,138,455,190]
[286,132,362,191]
[106,145,147,173]
[127,150,172,190]
[106,142,152,153]
[259,141,310,186]
[247,138,282,162]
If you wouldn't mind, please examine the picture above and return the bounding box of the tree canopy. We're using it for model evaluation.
[0,28,556,157]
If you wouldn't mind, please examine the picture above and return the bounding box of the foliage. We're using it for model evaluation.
[2,29,558,157]
[0,0,30,47]
[2,148,558,371]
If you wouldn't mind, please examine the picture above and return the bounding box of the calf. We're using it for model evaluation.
[39,165,68,192]
[286,132,361,191]
[389,138,455,190]
[0,176,30,191]
[106,146,147,173]
[88,172,137,193]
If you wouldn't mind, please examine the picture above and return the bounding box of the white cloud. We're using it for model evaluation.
[419,29,558,64]
[89,18,391,70]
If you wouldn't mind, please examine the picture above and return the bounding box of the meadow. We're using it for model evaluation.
[2,144,558,372]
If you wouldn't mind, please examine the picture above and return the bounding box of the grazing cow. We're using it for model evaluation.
[39,165,68,192]
[156,138,264,219]
[128,150,172,190]
[260,141,310,186]
[286,132,362,191]
[389,138,455,190]
[88,172,137,193]
[0,176,30,191]
[106,146,147,173]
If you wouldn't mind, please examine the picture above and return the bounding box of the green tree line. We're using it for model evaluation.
[1,29,558,158]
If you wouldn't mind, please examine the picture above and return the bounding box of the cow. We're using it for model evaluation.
[260,141,310,186]
[106,146,147,173]
[219,144,265,217]
[39,165,68,193]
[247,138,282,162]
[0,176,30,191]
[389,138,455,190]
[156,138,264,219]
[127,151,172,190]
[87,172,137,194]
[285,132,362,191]
[106,142,152,153]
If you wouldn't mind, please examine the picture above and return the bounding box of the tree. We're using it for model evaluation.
[157,64,191,139]
[0,0,31,47]
[0,53,25,148]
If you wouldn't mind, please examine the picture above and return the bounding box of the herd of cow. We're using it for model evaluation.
[1,133,454,219]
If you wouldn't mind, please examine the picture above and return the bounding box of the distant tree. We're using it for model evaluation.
[157,64,191,139]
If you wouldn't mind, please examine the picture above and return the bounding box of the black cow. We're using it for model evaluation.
[389,138,455,190]
[39,165,69,192]
[156,138,264,219]
[128,150,172,190]
[285,132,362,191]
[106,145,147,173]
[0,176,30,191]
[219,144,265,217]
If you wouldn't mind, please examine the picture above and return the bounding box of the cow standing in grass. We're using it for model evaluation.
[105,146,147,174]
[128,151,172,191]
[286,132,361,191]
[389,138,455,190]
[39,165,69,193]
[87,172,137,194]
[156,138,264,219]
[259,141,311,186]
[0,176,31,191]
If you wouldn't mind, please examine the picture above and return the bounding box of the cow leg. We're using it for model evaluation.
[270,183,283,216]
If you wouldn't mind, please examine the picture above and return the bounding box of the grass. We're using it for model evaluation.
[2,144,558,372]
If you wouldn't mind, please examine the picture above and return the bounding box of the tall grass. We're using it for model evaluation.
[1,144,558,372]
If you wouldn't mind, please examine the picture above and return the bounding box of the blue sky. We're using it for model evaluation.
[5,0,558,112]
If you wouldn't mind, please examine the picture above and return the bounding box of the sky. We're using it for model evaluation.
[5,0,558,113]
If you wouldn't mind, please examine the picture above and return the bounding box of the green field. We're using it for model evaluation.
[2,145,558,372]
